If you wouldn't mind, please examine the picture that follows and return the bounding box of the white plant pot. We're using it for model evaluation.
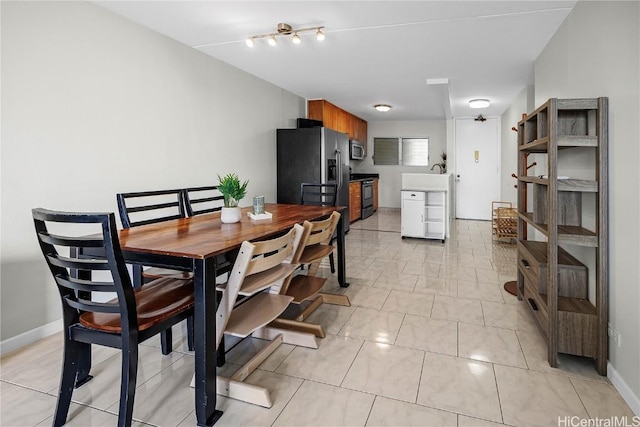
[221,207,241,224]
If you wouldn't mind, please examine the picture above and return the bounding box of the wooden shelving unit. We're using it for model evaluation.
[516,97,608,375]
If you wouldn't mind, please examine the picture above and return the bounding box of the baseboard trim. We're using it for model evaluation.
[608,361,640,416]
[0,319,63,356]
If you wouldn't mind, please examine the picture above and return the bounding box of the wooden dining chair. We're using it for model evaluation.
[32,208,195,427]
[182,185,225,216]
[271,212,350,338]
[195,225,306,407]
[116,188,192,354]
[300,183,339,273]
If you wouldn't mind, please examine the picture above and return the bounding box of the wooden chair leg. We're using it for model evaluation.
[160,327,173,355]
[53,339,81,427]
[118,343,138,427]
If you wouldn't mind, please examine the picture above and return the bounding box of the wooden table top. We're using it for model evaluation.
[119,203,343,259]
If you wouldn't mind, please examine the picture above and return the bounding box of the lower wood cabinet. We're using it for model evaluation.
[349,182,361,222]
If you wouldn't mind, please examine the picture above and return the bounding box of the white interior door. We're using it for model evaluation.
[455,118,500,220]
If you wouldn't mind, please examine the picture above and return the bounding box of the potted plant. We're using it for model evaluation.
[217,173,249,223]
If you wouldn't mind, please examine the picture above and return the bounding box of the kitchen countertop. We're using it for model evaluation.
[350,173,379,182]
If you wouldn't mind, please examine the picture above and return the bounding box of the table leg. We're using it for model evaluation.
[336,213,350,288]
[193,257,223,426]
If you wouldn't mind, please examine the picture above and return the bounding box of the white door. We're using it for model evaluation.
[455,118,500,220]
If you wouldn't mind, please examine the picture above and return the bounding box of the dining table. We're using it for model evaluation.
[110,203,348,426]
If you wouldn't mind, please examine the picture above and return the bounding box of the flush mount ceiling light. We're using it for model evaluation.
[246,23,325,47]
[374,104,392,112]
[469,99,490,109]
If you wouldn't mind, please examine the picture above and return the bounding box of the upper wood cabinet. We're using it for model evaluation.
[308,99,367,145]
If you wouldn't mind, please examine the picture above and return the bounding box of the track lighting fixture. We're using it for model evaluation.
[245,23,325,47]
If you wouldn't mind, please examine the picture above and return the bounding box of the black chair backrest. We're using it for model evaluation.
[32,209,137,332]
[183,186,225,216]
[300,183,338,207]
[116,189,185,228]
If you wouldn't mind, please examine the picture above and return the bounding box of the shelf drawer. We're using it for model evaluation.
[518,241,588,299]
[523,276,548,338]
[402,191,424,201]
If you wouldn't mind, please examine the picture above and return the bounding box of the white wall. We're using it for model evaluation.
[0,1,305,341]
[353,120,447,208]
[534,1,640,412]
[500,85,534,204]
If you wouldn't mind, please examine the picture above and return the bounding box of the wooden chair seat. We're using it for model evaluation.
[285,275,326,303]
[80,277,194,333]
[299,243,334,265]
[225,293,294,338]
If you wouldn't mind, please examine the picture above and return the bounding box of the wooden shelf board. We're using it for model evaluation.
[558,179,598,192]
[519,136,549,152]
[518,240,587,268]
[226,293,294,338]
[558,135,598,147]
[519,176,548,185]
[558,228,598,247]
[535,293,597,315]
[519,212,548,236]
[557,98,598,110]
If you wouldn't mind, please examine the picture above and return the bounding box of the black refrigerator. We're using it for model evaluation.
[276,126,350,231]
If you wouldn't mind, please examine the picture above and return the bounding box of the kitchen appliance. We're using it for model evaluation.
[277,126,350,232]
[361,179,374,219]
[349,140,365,160]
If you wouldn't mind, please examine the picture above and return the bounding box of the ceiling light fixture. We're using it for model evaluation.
[469,99,490,109]
[246,23,325,48]
[374,104,392,112]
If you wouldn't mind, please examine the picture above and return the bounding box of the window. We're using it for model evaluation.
[373,138,399,165]
[373,137,429,166]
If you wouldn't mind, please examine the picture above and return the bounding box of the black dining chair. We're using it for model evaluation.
[116,188,186,228]
[32,208,195,427]
[116,188,192,354]
[182,185,225,216]
[300,183,338,273]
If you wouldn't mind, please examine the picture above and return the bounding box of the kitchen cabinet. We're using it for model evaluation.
[401,191,445,242]
[516,97,608,375]
[308,99,367,151]
[349,181,361,222]
[373,179,379,211]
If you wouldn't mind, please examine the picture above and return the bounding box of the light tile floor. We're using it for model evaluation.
[1,209,635,426]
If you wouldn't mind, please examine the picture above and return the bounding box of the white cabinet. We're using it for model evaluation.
[401,190,446,242]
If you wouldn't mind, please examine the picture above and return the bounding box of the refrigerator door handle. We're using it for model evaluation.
[336,149,343,190]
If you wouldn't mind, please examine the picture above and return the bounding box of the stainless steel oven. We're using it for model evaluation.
[361,180,374,219]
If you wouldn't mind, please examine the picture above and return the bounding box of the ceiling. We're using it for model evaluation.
[94,1,576,122]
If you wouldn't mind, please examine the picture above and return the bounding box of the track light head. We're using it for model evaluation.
[292,32,301,44]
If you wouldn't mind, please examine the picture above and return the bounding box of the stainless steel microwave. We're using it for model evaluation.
[349,140,365,160]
